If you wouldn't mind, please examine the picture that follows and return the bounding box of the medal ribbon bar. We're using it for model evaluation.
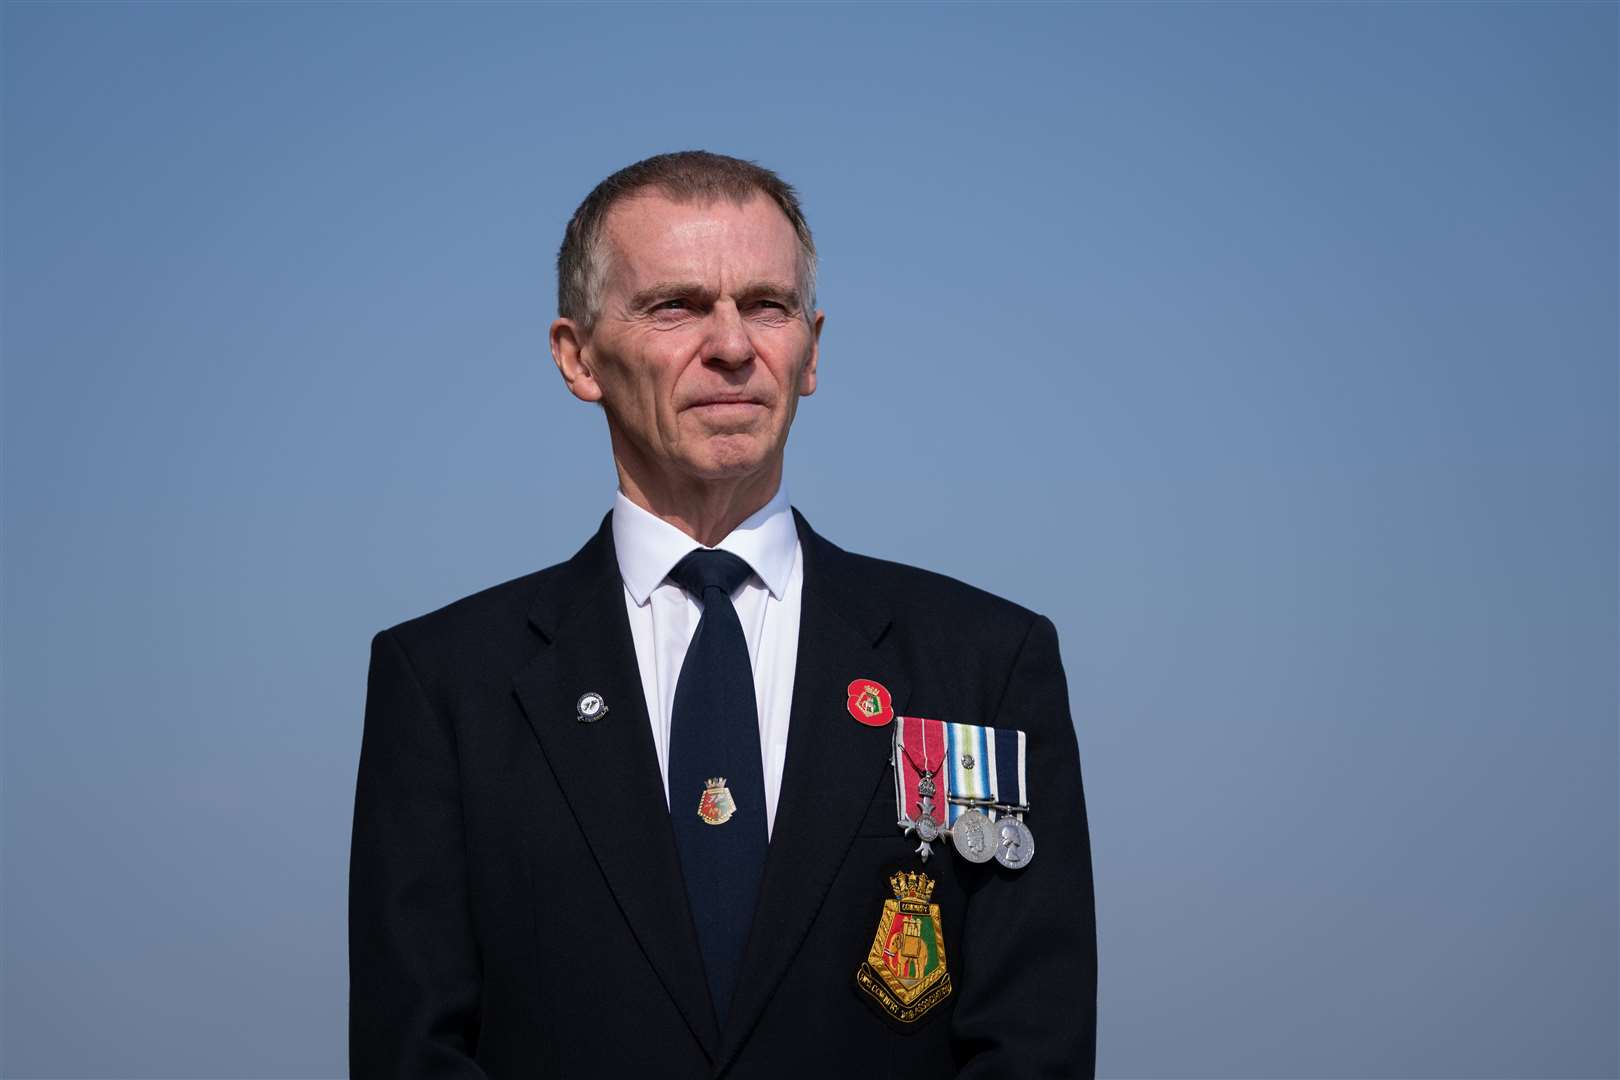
[990,726,1027,820]
[945,722,994,825]
[894,716,948,827]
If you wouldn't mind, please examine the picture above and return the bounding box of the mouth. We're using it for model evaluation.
[685,398,769,415]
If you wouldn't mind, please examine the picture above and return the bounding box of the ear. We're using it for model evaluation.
[798,309,824,397]
[550,317,604,403]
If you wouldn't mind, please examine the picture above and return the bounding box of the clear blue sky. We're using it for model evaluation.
[4,2,1615,1076]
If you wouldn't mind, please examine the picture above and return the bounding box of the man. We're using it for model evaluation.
[349,151,1097,1078]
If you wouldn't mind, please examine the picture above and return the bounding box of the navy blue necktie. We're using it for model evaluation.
[666,548,768,1025]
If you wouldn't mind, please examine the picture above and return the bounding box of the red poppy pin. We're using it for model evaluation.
[846,678,894,727]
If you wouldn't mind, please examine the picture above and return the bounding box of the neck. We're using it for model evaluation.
[611,440,784,548]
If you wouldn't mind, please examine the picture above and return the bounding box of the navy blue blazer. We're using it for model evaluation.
[349,509,1097,1078]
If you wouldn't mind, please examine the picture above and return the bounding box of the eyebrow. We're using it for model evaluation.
[627,279,803,312]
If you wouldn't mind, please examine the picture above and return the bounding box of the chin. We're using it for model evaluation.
[686,433,775,480]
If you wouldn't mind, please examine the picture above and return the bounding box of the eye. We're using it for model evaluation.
[653,298,691,311]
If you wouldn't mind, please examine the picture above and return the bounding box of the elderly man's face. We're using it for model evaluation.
[562,192,822,486]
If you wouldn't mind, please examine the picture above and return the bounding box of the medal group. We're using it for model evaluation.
[895,715,1036,869]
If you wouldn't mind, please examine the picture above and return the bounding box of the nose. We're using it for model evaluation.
[703,300,754,370]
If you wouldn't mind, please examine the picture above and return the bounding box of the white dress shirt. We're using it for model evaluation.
[611,485,803,839]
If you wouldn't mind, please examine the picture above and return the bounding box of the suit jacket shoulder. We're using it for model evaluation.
[375,516,614,699]
[821,541,1041,638]
[808,525,1053,732]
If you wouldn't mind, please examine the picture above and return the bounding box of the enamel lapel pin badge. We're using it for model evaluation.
[576,691,608,723]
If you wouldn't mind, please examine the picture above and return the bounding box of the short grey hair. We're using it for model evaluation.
[556,150,818,329]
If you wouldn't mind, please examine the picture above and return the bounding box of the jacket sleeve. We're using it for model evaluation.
[349,628,490,1079]
[951,614,1098,1079]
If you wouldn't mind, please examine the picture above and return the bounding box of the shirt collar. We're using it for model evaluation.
[611,484,797,606]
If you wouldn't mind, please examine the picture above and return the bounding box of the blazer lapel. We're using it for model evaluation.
[716,510,910,1071]
[510,516,720,1060]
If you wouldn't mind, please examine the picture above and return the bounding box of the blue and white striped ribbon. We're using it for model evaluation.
[991,726,1027,821]
[946,722,995,825]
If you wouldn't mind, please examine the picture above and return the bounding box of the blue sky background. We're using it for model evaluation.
[3,2,1615,1076]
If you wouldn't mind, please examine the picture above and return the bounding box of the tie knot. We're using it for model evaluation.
[668,548,754,599]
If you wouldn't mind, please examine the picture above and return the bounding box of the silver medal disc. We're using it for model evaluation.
[950,808,995,863]
[992,816,1035,870]
[915,811,940,843]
